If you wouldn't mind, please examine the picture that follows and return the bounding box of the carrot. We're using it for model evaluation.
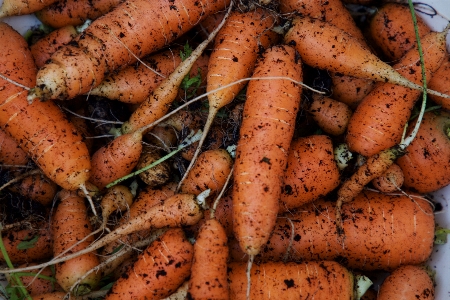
[15,264,58,296]
[100,184,134,226]
[30,25,79,68]
[230,190,435,271]
[279,135,340,213]
[427,55,450,110]
[232,44,303,256]
[105,228,194,300]
[377,265,434,300]
[90,46,209,104]
[0,22,91,191]
[8,172,58,206]
[0,222,53,264]
[368,2,432,62]
[0,0,59,18]
[0,128,29,166]
[283,15,448,97]
[371,162,404,193]
[179,148,233,198]
[308,94,353,136]
[51,190,101,295]
[188,218,229,300]
[178,8,279,188]
[345,29,447,157]
[28,0,231,101]
[36,0,122,28]
[396,111,450,194]
[228,261,355,299]
[30,292,66,300]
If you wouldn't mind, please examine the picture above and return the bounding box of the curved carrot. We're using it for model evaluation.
[232,44,302,256]
[345,29,447,157]
[105,228,193,299]
[188,218,229,300]
[28,0,231,101]
[0,23,91,191]
[52,190,101,295]
[100,184,134,225]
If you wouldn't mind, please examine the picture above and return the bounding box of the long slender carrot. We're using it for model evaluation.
[232,44,302,256]
[28,0,231,101]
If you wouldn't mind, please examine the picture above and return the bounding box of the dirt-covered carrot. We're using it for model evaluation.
[52,190,101,295]
[371,163,404,193]
[396,111,450,194]
[188,218,229,300]
[105,228,194,299]
[31,292,66,300]
[28,0,231,101]
[0,128,29,166]
[283,15,447,97]
[100,184,134,226]
[377,265,434,300]
[368,2,432,62]
[179,148,233,198]
[232,44,302,256]
[0,22,91,191]
[427,55,450,110]
[309,94,352,136]
[15,264,58,296]
[90,46,209,104]
[8,173,58,206]
[0,0,59,18]
[346,29,447,157]
[231,190,435,271]
[36,0,122,28]
[0,222,53,264]
[279,135,340,212]
[228,261,355,299]
[30,25,79,68]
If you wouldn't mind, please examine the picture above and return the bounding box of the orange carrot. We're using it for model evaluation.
[28,0,231,101]
[31,292,66,300]
[8,173,58,206]
[30,25,79,68]
[0,22,91,191]
[232,44,302,256]
[371,162,404,193]
[16,264,58,296]
[0,128,29,166]
[368,2,432,62]
[100,184,134,225]
[279,135,340,212]
[179,148,233,197]
[105,228,193,299]
[396,111,450,194]
[90,46,209,104]
[309,94,353,136]
[345,29,447,157]
[52,190,101,295]
[231,190,435,271]
[228,261,355,299]
[378,265,434,300]
[188,218,229,300]
[0,0,59,18]
[427,55,450,110]
[0,222,53,264]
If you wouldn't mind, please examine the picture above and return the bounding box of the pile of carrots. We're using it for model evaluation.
[1,0,450,299]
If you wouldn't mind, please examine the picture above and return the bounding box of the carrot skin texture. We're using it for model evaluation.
[31,292,66,300]
[0,128,29,166]
[231,190,435,271]
[371,163,404,193]
[0,0,59,17]
[9,173,58,206]
[228,261,355,300]
[378,265,434,300]
[89,131,143,190]
[232,45,303,256]
[309,95,353,136]
[30,0,231,101]
[396,111,450,193]
[52,190,101,294]
[17,264,58,296]
[0,23,91,191]
[428,55,450,110]
[188,219,229,300]
[105,228,194,300]
[346,30,447,157]
[279,135,340,212]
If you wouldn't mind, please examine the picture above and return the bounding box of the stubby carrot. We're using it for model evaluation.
[228,261,355,300]
[0,22,91,191]
[371,163,404,193]
[231,190,435,271]
[232,44,302,256]
[105,228,194,299]
[279,135,340,212]
[396,111,450,194]
[309,94,353,136]
[28,0,231,101]
[345,29,447,157]
[52,190,101,295]
[188,218,229,300]
[378,265,434,300]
